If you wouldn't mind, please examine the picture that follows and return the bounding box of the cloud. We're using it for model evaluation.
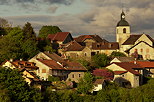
[43,0,75,5]
[4,0,154,41]
[46,6,58,13]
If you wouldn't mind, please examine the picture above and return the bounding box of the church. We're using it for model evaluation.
[116,11,154,60]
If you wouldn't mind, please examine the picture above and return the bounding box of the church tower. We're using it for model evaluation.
[116,11,130,46]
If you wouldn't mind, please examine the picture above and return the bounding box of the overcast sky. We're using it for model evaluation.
[1,0,154,41]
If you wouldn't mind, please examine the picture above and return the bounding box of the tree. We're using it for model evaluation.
[0,27,39,63]
[0,67,42,102]
[38,25,62,38]
[48,76,60,82]
[92,53,110,68]
[77,59,92,71]
[77,72,94,94]
[22,22,36,40]
[0,18,11,28]
[110,51,126,58]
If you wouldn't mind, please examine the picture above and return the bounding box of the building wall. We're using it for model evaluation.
[129,42,154,60]
[29,58,50,80]
[135,34,153,46]
[2,61,16,69]
[66,71,85,82]
[116,26,130,46]
[106,64,139,87]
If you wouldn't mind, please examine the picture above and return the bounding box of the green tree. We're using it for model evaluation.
[110,51,126,58]
[77,59,92,71]
[38,25,62,38]
[22,22,36,40]
[77,72,94,94]
[92,53,110,68]
[48,76,60,82]
[0,67,42,102]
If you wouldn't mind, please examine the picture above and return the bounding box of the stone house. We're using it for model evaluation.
[106,62,144,87]
[29,52,87,82]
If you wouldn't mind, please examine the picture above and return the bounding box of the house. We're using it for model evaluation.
[29,52,87,82]
[92,79,107,93]
[47,32,73,45]
[130,61,154,78]
[106,62,144,87]
[110,57,135,63]
[19,68,40,86]
[2,60,39,73]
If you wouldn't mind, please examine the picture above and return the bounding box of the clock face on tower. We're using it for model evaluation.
[122,15,125,19]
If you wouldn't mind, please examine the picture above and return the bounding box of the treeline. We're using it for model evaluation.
[0,67,153,102]
[0,22,61,63]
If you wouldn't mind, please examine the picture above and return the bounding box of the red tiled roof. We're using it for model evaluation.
[114,71,127,75]
[38,59,65,70]
[64,41,85,51]
[74,35,106,43]
[65,61,87,71]
[47,32,71,42]
[12,61,38,69]
[37,59,87,71]
[113,62,142,75]
[92,42,119,50]
[130,61,154,68]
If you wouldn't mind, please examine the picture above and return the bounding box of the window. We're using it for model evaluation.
[84,53,87,56]
[42,69,46,73]
[146,49,149,53]
[72,74,74,78]
[79,74,81,77]
[123,28,126,33]
[140,49,143,53]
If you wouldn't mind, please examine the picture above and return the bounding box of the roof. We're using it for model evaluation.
[113,62,143,75]
[117,19,129,26]
[114,71,127,75]
[74,35,106,43]
[3,60,38,69]
[94,79,105,84]
[43,52,64,63]
[38,59,65,70]
[92,42,119,50]
[112,57,135,62]
[37,59,87,71]
[47,32,71,42]
[122,35,142,45]
[63,41,85,51]
[130,61,154,68]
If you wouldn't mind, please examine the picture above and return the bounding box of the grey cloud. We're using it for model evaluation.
[43,0,75,5]
[16,0,34,3]
[47,6,58,13]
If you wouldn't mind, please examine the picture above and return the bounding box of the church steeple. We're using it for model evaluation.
[116,11,131,47]
[121,11,125,20]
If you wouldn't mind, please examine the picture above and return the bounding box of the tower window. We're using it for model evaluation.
[123,28,126,33]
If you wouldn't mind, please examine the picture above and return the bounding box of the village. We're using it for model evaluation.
[0,11,154,101]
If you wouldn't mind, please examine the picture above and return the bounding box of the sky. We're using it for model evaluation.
[1,0,154,41]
